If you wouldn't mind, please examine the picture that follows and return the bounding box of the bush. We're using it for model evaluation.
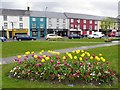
[9,50,116,84]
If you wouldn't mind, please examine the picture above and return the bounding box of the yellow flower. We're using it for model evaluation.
[31,51,34,54]
[43,55,46,58]
[72,50,75,53]
[57,52,60,55]
[90,56,93,60]
[25,51,30,55]
[41,59,45,63]
[87,53,90,57]
[39,52,43,55]
[79,57,82,61]
[76,50,80,54]
[100,57,104,59]
[95,56,100,61]
[81,50,84,53]
[74,56,77,59]
[102,59,106,62]
[48,50,51,53]
[24,54,26,57]
[45,57,50,60]
[34,55,37,59]
[41,50,44,52]
[81,53,85,57]
[66,52,69,55]
[99,53,102,56]
[63,56,66,60]
[17,55,21,59]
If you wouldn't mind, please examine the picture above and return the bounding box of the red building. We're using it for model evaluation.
[65,13,104,36]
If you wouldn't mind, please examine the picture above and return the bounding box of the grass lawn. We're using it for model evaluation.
[2,45,119,88]
[2,40,103,58]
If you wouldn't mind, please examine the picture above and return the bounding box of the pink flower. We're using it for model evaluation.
[67,63,70,67]
[36,63,42,67]
[57,61,60,65]
[21,70,25,74]
[79,62,82,67]
[53,64,56,68]
[56,56,60,59]
[50,60,54,63]
[106,61,109,64]
[24,57,27,61]
[64,62,67,65]
[85,58,88,61]
[27,70,31,73]
[26,55,28,58]
[18,60,23,64]
[37,56,42,60]
[14,58,19,61]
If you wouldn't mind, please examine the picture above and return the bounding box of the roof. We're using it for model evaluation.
[30,11,67,19]
[64,12,105,20]
[0,8,30,16]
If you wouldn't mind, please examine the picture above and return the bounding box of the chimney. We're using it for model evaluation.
[27,6,30,11]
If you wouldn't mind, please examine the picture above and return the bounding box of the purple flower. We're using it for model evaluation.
[14,58,19,61]
[18,60,23,64]
[31,54,34,57]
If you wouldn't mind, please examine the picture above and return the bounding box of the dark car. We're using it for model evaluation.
[0,37,6,42]
[68,34,83,39]
[16,35,36,41]
[82,34,89,38]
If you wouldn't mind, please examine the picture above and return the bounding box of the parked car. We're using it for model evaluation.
[0,37,6,42]
[88,34,103,38]
[68,34,83,39]
[115,32,120,37]
[16,35,36,41]
[45,34,63,40]
[82,34,89,38]
[108,32,115,37]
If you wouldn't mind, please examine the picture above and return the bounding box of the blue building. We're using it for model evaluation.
[30,11,46,38]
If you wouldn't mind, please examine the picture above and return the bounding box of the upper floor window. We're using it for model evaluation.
[70,24,74,28]
[32,23,36,28]
[4,22,8,29]
[40,24,44,28]
[48,18,51,23]
[83,25,86,29]
[3,15,7,21]
[89,20,92,24]
[48,24,52,28]
[71,19,74,23]
[40,18,44,22]
[57,19,59,23]
[63,19,66,23]
[77,19,80,23]
[83,20,86,23]
[62,24,66,28]
[95,21,98,24]
[19,23,23,29]
[32,18,36,21]
[89,25,92,30]
[78,24,80,29]
[19,16,23,21]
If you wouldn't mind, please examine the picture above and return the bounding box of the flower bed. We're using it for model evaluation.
[9,50,116,85]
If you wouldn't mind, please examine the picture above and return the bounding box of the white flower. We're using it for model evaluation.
[18,76,20,78]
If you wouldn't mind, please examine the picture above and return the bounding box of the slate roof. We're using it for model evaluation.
[0,8,30,16]
[64,12,105,20]
[30,11,67,19]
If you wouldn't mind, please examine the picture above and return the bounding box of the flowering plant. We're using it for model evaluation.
[9,50,116,85]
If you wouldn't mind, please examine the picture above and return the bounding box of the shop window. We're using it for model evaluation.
[32,31,38,37]
[4,22,8,29]
[83,25,86,29]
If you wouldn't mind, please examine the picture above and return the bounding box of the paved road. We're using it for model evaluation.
[1,41,119,64]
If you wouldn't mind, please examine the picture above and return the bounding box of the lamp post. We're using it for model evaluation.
[2,26,4,37]
[10,22,14,38]
[45,7,48,35]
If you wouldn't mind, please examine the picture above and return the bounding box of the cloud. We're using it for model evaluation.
[0,0,119,17]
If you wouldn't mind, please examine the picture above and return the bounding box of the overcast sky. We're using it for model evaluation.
[0,0,119,17]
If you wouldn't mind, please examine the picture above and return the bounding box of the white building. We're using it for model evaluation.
[0,9,30,38]
[46,12,69,36]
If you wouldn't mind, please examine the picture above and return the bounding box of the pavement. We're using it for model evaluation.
[1,41,120,64]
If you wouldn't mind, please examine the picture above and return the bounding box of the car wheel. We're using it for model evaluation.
[31,39,34,41]
[14,37,17,40]
[18,39,22,41]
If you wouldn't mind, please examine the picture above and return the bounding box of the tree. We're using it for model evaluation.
[100,17,115,37]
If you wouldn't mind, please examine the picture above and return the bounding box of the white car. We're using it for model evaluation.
[46,34,63,40]
[88,34,103,38]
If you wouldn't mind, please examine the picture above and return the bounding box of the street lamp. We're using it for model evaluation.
[10,22,14,38]
[45,7,48,35]
[2,26,4,37]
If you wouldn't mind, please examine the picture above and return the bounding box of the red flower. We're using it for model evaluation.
[36,63,42,67]
[37,56,42,60]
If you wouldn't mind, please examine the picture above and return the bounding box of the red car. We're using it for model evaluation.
[108,32,115,37]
